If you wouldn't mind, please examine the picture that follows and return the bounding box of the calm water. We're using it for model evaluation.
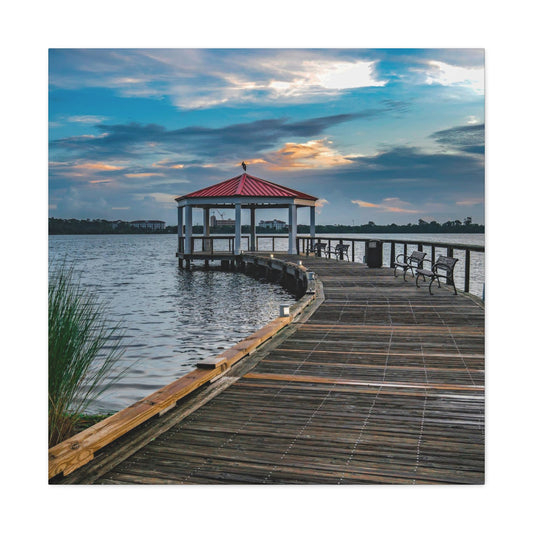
[49,234,296,413]
[49,232,484,413]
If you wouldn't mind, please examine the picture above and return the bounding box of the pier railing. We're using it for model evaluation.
[297,236,484,296]
[177,234,484,297]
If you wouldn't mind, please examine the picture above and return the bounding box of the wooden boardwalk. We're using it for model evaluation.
[77,256,485,484]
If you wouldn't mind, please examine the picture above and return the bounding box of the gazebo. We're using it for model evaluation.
[175,171,318,264]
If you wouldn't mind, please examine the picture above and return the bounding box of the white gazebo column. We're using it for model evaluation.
[250,207,256,251]
[288,203,297,254]
[310,205,316,247]
[184,204,193,254]
[177,206,184,252]
[234,202,242,253]
[203,207,211,252]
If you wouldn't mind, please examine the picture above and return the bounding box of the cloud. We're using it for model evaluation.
[456,198,484,206]
[124,172,165,178]
[352,197,420,214]
[425,60,484,94]
[316,198,329,214]
[430,124,485,154]
[67,115,107,124]
[73,162,124,171]
[50,112,383,161]
[259,139,354,170]
[134,192,178,206]
[48,160,126,182]
[50,50,390,110]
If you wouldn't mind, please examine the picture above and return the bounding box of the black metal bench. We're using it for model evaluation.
[416,255,459,295]
[393,250,426,281]
[306,242,328,257]
[333,243,350,261]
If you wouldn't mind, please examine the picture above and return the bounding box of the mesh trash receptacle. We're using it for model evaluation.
[365,240,383,268]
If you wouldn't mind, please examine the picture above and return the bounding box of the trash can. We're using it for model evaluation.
[365,240,383,268]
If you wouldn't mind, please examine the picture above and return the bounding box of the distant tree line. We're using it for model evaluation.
[49,218,171,235]
[49,217,484,235]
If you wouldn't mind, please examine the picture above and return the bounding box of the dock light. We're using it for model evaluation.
[298,260,303,266]
[270,254,274,258]
[279,304,291,317]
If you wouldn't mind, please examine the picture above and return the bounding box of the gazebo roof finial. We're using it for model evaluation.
[241,161,247,172]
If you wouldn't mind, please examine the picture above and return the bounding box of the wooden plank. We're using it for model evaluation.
[243,372,484,392]
[76,253,484,485]
[49,295,313,479]
[49,367,221,479]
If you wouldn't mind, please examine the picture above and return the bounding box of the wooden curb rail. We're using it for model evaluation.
[49,259,315,480]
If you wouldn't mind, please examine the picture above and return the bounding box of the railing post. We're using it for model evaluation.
[403,243,407,260]
[431,245,435,264]
[390,242,395,268]
[465,249,470,293]
[446,246,454,285]
[352,239,355,262]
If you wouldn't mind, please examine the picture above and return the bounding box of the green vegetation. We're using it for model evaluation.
[48,263,127,447]
[49,218,170,234]
[49,217,484,235]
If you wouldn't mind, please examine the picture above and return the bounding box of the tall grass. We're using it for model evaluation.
[48,263,127,447]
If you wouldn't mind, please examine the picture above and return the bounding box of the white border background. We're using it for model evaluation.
[3,1,531,531]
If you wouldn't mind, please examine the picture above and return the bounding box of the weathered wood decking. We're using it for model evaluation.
[70,255,485,484]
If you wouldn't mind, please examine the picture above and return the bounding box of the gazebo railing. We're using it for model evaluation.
[256,235,289,252]
[178,235,289,254]
[178,236,249,254]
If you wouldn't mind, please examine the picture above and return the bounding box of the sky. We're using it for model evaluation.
[49,48,485,226]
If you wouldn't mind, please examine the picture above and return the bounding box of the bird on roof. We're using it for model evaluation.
[241,161,247,171]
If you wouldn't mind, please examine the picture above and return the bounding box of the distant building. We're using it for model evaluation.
[209,215,235,227]
[130,220,166,231]
[258,219,287,230]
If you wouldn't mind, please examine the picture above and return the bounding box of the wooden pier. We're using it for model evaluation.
[51,254,484,484]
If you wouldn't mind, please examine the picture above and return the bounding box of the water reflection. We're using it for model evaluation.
[49,235,296,413]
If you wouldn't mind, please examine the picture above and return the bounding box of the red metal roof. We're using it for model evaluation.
[177,173,318,201]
